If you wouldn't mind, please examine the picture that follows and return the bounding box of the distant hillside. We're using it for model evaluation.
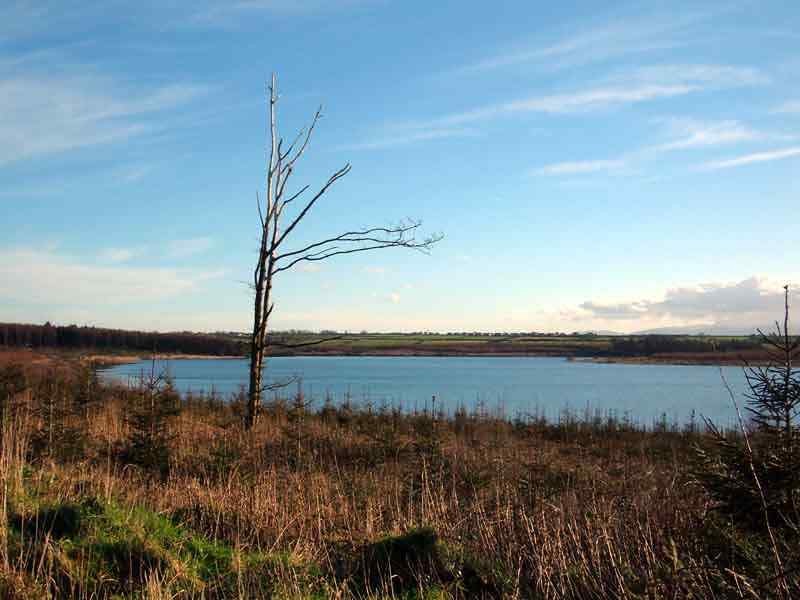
[633,324,760,336]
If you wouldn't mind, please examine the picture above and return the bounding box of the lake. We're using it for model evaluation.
[100,356,751,427]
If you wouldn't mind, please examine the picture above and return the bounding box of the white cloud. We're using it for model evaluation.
[699,146,800,171]
[0,75,207,165]
[533,159,627,177]
[363,266,387,274]
[579,301,650,320]
[579,277,798,332]
[0,247,223,306]
[166,237,214,258]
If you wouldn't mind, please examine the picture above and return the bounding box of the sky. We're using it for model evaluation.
[1,0,799,334]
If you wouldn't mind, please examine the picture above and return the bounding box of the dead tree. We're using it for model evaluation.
[246,74,442,430]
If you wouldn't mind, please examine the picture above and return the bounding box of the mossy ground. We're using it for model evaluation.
[3,473,331,599]
[3,479,491,599]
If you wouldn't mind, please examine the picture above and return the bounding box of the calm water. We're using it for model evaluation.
[100,356,749,427]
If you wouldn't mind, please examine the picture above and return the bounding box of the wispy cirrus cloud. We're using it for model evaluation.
[0,0,373,40]
[627,64,767,88]
[190,0,377,25]
[457,10,715,74]
[535,118,784,179]
[411,64,766,130]
[532,159,628,177]
[338,127,475,151]
[699,146,800,171]
[113,164,154,183]
[652,119,768,152]
[428,84,694,127]
[0,75,208,165]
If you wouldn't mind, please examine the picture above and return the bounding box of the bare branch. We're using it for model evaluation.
[267,335,342,349]
[275,223,424,261]
[266,74,278,214]
[283,108,322,171]
[280,127,306,162]
[281,185,310,208]
[273,233,442,274]
[261,375,299,393]
[271,164,352,250]
[256,191,264,228]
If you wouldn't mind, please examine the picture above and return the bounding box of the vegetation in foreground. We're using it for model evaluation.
[0,340,797,598]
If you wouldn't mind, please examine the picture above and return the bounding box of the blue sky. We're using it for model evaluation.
[1,0,799,334]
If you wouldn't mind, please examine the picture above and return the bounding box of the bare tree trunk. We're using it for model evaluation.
[246,323,263,429]
[247,255,274,428]
[246,75,278,429]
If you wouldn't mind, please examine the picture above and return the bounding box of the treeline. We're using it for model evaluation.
[610,334,761,355]
[0,322,246,356]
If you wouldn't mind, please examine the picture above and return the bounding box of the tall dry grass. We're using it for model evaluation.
[0,359,796,598]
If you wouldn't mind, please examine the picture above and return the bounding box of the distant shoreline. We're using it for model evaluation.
[1,344,767,369]
[85,349,761,367]
[85,353,244,367]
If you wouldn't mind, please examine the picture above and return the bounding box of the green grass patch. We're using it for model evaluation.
[7,495,322,598]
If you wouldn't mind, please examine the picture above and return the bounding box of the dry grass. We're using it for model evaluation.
[0,361,796,599]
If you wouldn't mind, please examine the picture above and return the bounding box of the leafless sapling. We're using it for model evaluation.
[246,75,442,430]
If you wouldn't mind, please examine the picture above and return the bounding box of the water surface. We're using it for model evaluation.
[101,356,749,427]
